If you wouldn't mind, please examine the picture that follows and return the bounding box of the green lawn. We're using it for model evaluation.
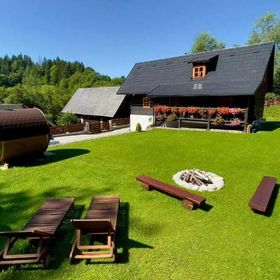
[1,129,280,280]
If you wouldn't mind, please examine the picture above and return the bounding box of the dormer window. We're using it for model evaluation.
[193,65,206,79]
[143,97,151,108]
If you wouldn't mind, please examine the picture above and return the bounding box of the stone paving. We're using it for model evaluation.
[50,127,130,146]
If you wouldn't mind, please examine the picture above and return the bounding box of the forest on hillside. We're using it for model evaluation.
[0,55,125,122]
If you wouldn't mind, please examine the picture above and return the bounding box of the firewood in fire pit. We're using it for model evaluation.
[180,169,213,186]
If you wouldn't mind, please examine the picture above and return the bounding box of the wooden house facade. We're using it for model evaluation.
[117,42,275,131]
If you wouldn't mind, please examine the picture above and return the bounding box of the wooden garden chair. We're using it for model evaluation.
[0,198,75,267]
[70,195,120,263]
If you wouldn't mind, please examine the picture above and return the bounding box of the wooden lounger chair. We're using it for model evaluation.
[0,198,75,267]
[70,195,120,263]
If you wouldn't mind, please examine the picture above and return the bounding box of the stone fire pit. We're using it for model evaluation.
[172,169,224,192]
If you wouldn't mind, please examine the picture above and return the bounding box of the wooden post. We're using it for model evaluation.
[178,117,181,128]
[153,105,155,127]
[182,199,194,210]
[141,183,151,190]
[207,113,211,131]
[244,108,248,133]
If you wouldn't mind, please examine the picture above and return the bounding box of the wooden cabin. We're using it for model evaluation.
[117,42,275,131]
[62,86,130,123]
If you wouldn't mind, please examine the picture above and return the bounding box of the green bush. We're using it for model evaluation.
[57,112,79,125]
[135,123,142,132]
[265,92,279,102]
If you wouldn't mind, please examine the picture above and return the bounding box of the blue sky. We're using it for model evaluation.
[0,0,279,77]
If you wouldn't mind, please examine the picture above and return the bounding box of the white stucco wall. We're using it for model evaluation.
[130,114,154,131]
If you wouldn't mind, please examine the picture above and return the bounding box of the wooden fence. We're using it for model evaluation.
[50,117,130,136]
[50,123,85,135]
[110,118,130,128]
[88,121,102,134]
[101,121,109,131]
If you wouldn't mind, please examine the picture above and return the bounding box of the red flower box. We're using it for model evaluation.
[178,107,186,114]
[217,107,230,116]
[161,106,170,114]
[187,107,198,114]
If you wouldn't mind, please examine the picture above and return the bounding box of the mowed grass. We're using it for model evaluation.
[1,128,280,280]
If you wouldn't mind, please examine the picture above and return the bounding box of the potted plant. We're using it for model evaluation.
[217,107,230,116]
[161,106,171,117]
[178,107,186,117]
[229,108,241,116]
[213,116,224,126]
[154,105,162,115]
[230,118,241,126]
[198,108,208,119]
[165,113,179,128]
[171,107,179,115]
[208,108,216,117]
[187,106,198,118]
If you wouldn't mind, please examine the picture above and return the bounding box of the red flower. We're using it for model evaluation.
[217,107,230,116]
[187,107,198,114]
[161,106,170,114]
[208,108,216,116]
[198,108,207,116]
[154,106,161,114]
[171,107,178,114]
[178,107,186,114]
[230,118,241,126]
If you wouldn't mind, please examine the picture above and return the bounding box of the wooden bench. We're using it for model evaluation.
[136,175,206,210]
[249,176,277,213]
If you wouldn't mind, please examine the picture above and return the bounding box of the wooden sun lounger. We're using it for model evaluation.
[0,198,75,267]
[70,195,120,263]
[136,175,206,209]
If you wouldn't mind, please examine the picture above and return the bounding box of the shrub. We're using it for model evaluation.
[265,92,280,106]
[57,112,79,125]
[135,123,142,132]
[265,92,279,102]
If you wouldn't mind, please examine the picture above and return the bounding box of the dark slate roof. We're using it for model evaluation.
[188,54,218,64]
[62,86,125,118]
[118,42,274,97]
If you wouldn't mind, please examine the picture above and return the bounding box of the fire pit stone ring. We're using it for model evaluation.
[172,169,224,192]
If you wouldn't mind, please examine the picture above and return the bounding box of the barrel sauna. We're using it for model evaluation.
[0,108,50,163]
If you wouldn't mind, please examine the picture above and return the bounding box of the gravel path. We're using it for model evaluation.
[49,127,130,146]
